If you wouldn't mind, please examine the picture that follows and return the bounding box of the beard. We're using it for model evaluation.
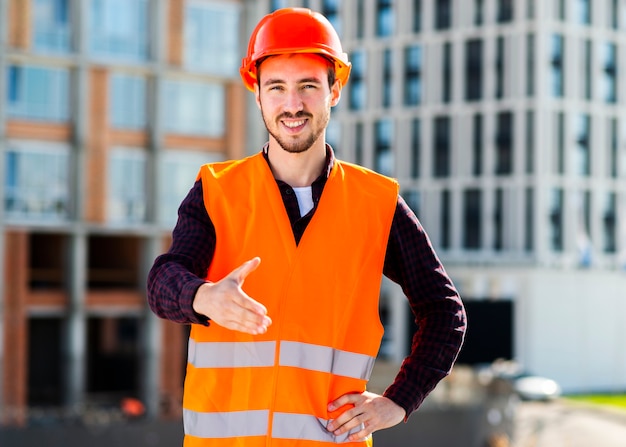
[261,107,330,154]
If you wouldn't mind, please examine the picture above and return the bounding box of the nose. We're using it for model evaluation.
[283,89,304,114]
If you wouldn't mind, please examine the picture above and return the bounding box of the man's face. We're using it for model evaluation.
[255,53,341,154]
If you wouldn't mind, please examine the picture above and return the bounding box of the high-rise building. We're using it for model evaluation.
[0,0,247,424]
[251,0,626,394]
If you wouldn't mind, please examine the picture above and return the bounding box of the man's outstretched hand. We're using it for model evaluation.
[192,257,272,335]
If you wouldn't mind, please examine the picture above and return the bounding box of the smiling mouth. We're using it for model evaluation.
[283,119,307,128]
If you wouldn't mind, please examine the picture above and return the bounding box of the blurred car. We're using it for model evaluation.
[512,373,562,401]
[477,360,562,401]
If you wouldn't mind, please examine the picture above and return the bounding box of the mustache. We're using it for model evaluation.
[278,111,312,120]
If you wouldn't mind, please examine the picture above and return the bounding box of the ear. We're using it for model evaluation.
[330,80,342,107]
[254,82,261,109]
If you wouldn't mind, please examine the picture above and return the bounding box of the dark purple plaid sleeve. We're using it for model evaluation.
[147,180,213,325]
[382,195,467,419]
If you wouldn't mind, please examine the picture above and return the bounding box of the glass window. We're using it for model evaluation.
[610,0,619,29]
[377,0,394,37]
[526,110,534,174]
[526,33,535,96]
[573,114,591,176]
[601,42,618,104]
[494,188,503,250]
[413,0,422,32]
[108,148,146,224]
[322,0,341,37]
[549,188,564,252]
[403,190,421,217]
[269,0,288,10]
[582,40,592,100]
[434,116,451,177]
[163,80,225,136]
[549,34,565,97]
[524,187,534,251]
[465,39,483,101]
[404,45,422,106]
[356,0,365,38]
[609,118,618,178]
[374,119,394,177]
[603,192,617,253]
[497,0,514,23]
[326,119,341,153]
[495,37,505,99]
[354,122,364,166]
[33,0,71,53]
[440,189,451,249]
[442,42,452,103]
[89,0,149,62]
[495,111,514,175]
[474,0,484,25]
[185,1,240,77]
[527,0,535,19]
[4,143,70,221]
[349,50,366,110]
[6,65,70,122]
[463,188,482,249]
[574,0,591,25]
[473,114,483,176]
[578,191,592,266]
[411,118,421,178]
[556,0,566,21]
[435,0,452,30]
[556,112,565,174]
[159,151,221,226]
[110,73,146,129]
[382,49,393,108]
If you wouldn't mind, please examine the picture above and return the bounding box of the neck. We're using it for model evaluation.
[266,140,327,187]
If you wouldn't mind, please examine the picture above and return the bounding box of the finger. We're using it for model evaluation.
[328,393,359,412]
[230,257,261,284]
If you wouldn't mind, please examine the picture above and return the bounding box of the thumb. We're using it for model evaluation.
[231,257,261,284]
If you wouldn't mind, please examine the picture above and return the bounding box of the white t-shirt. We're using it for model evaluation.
[292,186,314,217]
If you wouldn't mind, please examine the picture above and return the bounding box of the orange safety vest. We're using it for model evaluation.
[183,152,399,447]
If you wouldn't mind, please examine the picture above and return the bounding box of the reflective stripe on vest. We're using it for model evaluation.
[188,339,376,380]
[184,409,365,443]
[184,409,269,438]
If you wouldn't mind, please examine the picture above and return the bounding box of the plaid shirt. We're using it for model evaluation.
[147,147,466,418]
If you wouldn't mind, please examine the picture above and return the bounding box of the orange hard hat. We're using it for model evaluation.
[240,8,351,92]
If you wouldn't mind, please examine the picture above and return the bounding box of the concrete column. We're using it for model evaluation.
[140,238,162,419]
[63,233,87,413]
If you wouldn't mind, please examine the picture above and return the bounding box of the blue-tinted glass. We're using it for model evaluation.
[110,74,146,129]
[33,0,71,53]
[404,46,422,106]
[550,35,564,97]
[8,66,20,102]
[89,0,148,61]
[377,0,394,37]
[575,0,591,24]
[7,65,69,121]
[349,51,366,110]
[185,3,240,76]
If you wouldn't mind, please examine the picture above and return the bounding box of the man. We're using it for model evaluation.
[147,7,466,447]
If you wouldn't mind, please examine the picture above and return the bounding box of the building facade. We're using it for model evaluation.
[0,0,247,425]
[252,0,626,393]
[1,0,626,429]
